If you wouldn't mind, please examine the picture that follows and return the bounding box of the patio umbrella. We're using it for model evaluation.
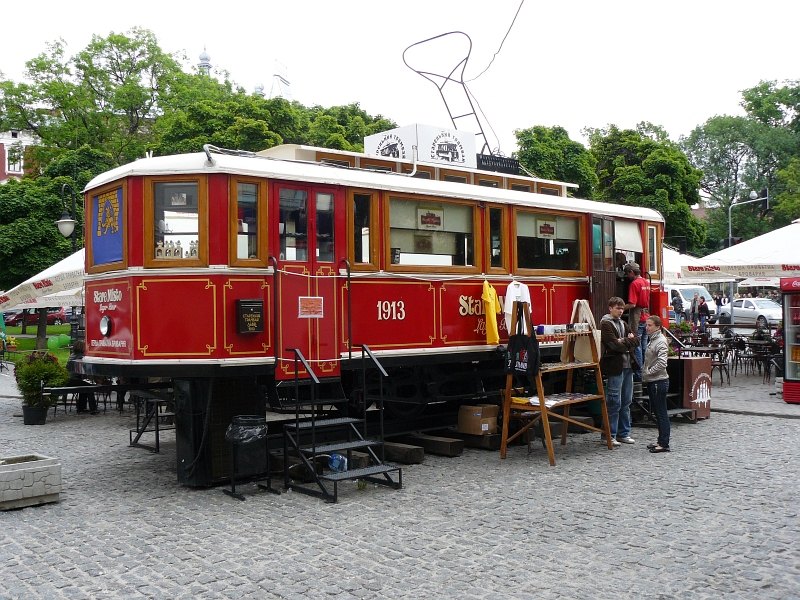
[0,249,84,312]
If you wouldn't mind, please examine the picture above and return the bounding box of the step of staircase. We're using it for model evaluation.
[320,464,400,482]
[284,417,362,430]
[301,439,380,454]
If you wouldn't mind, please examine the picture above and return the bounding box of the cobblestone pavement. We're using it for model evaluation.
[1,367,799,599]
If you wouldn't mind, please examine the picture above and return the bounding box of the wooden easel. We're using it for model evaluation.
[500,301,612,466]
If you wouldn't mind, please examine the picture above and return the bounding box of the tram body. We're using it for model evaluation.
[79,140,664,483]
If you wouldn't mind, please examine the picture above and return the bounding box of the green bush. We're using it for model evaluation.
[14,352,70,407]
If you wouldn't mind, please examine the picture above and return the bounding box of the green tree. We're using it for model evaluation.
[774,157,800,223]
[586,123,706,251]
[513,125,598,198]
[0,29,184,168]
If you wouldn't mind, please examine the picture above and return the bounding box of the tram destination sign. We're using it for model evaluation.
[236,299,264,333]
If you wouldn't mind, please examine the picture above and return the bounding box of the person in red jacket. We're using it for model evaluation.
[623,262,650,381]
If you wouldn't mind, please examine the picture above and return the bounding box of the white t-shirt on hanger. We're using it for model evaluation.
[504,280,532,335]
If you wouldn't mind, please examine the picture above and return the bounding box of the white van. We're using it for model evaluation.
[662,284,717,323]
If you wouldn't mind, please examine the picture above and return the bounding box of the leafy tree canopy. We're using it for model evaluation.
[513,125,598,198]
[585,123,706,252]
[680,80,800,253]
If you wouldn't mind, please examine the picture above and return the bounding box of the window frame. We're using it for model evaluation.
[316,151,354,168]
[537,183,562,196]
[645,222,661,278]
[229,176,268,267]
[506,178,534,193]
[475,173,502,188]
[143,175,209,268]
[382,192,482,275]
[401,164,435,179]
[512,207,586,276]
[346,188,380,271]
[360,158,396,172]
[86,181,128,275]
[439,168,472,185]
[484,204,509,275]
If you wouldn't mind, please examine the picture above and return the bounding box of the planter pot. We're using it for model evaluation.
[0,454,61,510]
[22,406,49,425]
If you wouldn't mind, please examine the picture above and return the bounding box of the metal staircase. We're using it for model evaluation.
[282,347,402,503]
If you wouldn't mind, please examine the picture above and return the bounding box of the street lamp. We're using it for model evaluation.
[56,183,77,252]
[56,183,79,340]
[726,188,769,327]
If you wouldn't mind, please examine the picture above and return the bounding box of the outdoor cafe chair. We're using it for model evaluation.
[733,337,757,377]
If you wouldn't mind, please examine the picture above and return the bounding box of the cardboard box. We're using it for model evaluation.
[458,404,499,435]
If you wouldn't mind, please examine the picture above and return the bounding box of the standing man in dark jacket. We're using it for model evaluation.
[599,297,640,447]
[671,290,684,325]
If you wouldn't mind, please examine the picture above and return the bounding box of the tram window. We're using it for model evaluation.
[279,188,308,262]
[603,219,614,271]
[478,179,499,188]
[389,198,474,267]
[647,225,657,274]
[153,181,199,258]
[511,184,532,192]
[411,171,431,179]
[489,208,503,268]
[516,212,580,271]
[443,174,468,184]
[236,183,258,260]
[539,187,560,196]
[352,193,372,264]
[316,192,335,262]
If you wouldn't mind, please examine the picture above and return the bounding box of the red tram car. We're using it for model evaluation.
[77,131,665,484]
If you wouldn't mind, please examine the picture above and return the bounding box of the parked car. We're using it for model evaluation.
[717,298,782,328]
[4,307,67,327]
[3,310,23,327]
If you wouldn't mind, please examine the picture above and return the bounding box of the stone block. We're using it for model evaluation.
[0,454,61,510]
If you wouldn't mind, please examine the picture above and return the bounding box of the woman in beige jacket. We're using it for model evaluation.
[643,316,670,453]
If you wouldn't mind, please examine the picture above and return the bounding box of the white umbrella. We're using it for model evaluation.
[662,246,736,285]
[680,219,800,280]
[0,250,84,312]
[8,287,83,309]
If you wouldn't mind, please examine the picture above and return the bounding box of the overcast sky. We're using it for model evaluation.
[3,0,798,155]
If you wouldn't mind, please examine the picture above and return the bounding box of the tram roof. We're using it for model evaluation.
[85,152,664,223]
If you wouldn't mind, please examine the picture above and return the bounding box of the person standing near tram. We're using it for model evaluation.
[623,262,650,381]
[671,289,684,325]
[643,315,670,453]
[689,292,700,326]
[599,297,640,446]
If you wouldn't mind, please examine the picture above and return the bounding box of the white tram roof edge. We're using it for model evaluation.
[85,151,664,224]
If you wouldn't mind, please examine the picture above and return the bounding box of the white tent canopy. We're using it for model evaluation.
[0,250,85,312]
[662,246,736,285]
[680,219,800,280]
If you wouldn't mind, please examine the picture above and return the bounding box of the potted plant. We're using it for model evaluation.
[14,352,69,425]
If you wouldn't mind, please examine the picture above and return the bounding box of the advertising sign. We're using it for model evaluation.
[92,187,123,265]
[364,124,477,169]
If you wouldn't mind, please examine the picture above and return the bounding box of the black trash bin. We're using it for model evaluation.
[223,415,276,500]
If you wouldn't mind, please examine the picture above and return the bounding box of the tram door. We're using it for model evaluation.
[274,184,340,380]
[591,217,617,323]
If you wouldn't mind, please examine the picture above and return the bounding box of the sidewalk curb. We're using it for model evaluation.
[712,408,800,420]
